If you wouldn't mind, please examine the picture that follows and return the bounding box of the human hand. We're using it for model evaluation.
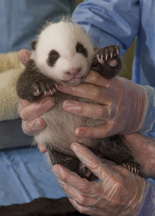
[52,142,147,216]
[18,49,54,152]
[124,133,155,179]
[17,96,54,152]
[18,49,31,66]
[57,70,147,138]
[18,97,55,153]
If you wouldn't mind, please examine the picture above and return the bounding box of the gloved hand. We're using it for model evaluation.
[57,70,148,138]
[17,95,54,152]
[52,142,148,216]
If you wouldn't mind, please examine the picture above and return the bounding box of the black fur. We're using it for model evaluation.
[92,45,121,79]
[47,50,60,67]
[30,40,37,50]
[76,42,88,57]
[0,197,87,216]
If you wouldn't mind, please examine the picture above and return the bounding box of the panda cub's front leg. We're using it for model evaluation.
[92,45,122,79]
[16,59,56,102]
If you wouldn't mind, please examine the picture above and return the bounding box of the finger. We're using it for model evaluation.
[71,143,116,179]
[83,70,112,88]
[52,163,120,210]
[18,49,31,66]
[69,199,107,216]
[95,158,132,178]
[62,100,110,120]
[108,164,135,178]
[57,178,96,206]
[75,123,115,139]
[17,96,31,110]
[18,97,55,121]
[37,143,47,153]
[22,118,46,136]
[69,198,91,213]
[57,178,112,209]
[71,143,125,180]
[123,133,153,162]
[83,156,132,179]
[57,83,112,105]
[124,133,151,147]
[52,164,96,193]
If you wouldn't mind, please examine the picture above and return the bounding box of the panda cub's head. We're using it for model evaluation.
[30,20,94,86]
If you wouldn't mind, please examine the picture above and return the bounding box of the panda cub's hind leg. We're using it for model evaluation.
[46,146,93,179]
[92,45,122,79]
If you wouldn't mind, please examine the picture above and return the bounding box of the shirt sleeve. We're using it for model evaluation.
[136,181,155,216]
[72,0,140,56]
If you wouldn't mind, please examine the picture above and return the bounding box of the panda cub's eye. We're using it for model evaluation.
[50,50,59,59]
[76,42,88,57]
[47,50,60,67]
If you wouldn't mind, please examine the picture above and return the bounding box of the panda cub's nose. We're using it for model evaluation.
[65,67,81,77]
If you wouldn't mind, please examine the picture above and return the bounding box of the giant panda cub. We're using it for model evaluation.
[16,19,140,178]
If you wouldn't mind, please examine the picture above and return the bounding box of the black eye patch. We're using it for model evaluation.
[76,42,88,57]
[30,40,37,50]
[47,50,60,67]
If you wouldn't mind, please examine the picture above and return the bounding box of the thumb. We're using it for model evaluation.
[71,142,117,179]
[124,133,151,150]
[18,49,31,66]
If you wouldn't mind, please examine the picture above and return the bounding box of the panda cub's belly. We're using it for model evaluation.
[34,91,104,155]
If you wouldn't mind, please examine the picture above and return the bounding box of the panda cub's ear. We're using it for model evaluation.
[30,40,37,50]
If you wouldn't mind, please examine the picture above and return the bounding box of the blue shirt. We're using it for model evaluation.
[0,0,76,53]
[72,0,155,137]
[137,182,155,216]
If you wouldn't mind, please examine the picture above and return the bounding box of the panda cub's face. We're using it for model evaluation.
[31,21,94,86]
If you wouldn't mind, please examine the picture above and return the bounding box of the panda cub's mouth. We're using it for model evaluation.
[60,75,85,86]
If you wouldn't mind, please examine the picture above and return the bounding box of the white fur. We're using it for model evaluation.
[31,21,94,85]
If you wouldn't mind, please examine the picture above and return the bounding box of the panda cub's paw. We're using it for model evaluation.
[122,161,140,174]
[96,45,122,79]
[31,78,56,98]
[97,45,120,65]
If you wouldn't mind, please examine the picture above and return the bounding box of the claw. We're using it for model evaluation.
[110,52,113,59]
[44,90,47,96]
[128,165,131,171]
[50,89,55,95]
[34,89,40,96]
[122,162,139,174]
[97,54,104,64]
[122,164,127,169]
[117,49,119,55]
[105,54,108,61]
